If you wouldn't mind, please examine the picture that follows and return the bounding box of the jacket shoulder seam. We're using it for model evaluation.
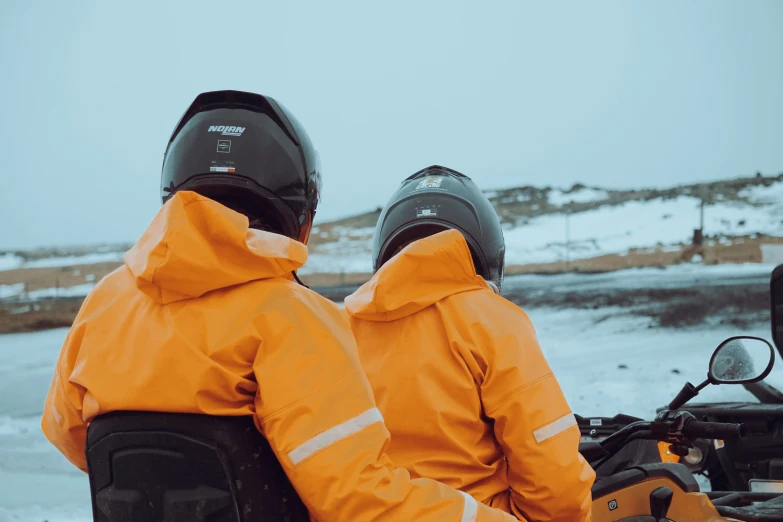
[484,372,553,415]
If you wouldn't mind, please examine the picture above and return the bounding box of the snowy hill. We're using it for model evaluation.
[302,173,783,274]
[3,173,783,277]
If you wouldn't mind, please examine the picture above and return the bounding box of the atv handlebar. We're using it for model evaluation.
[682,420,746,440]
[581,415,745,466]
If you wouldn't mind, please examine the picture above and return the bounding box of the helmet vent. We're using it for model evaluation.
[404,165,468,182]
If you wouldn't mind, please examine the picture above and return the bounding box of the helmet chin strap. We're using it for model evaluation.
[292,271,309,288]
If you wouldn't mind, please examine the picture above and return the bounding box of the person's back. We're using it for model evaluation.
[43,190,352,462]
[345,166,594,521]
[41,94,516,522]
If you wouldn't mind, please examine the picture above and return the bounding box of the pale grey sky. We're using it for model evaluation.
[1,0,782,249]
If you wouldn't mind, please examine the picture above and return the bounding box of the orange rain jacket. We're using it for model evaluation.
[41,192,517,522]
[345,230,595,522]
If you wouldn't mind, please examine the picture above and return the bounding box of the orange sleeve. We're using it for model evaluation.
[41,317,91,473]
[476,306,595,522]
[253,294,515,522]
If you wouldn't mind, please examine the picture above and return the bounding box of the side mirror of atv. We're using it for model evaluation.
[708,337,775,384]
[669,336,775,410]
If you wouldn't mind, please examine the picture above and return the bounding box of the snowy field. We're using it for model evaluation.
[1,266,782,521]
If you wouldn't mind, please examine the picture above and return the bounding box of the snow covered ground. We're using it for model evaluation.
[0,283,96,301]
[0,284,25,299]
[0,254,23,272]
[0,252,125,273]
[1,264,782,520]
[0,328,92,522]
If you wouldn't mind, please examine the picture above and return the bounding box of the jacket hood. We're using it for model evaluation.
[124,191,307,304]
[345,229,489,321]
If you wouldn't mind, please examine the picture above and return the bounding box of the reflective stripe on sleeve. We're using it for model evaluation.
[461,491,478,522]
[533,413,577,443]
[288,407,384,466]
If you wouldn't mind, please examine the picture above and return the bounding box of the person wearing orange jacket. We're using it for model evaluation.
[345,166,595,521]
[41,92,517,522]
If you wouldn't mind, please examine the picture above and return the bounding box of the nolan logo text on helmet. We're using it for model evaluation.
[208,125,246,137]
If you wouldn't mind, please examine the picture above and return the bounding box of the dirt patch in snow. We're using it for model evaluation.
[504,278,769,330]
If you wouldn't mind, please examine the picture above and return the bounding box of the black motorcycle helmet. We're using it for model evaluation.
[372,165,506,289]
[161,90,321,244]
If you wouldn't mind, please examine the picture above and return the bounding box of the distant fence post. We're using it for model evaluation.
[565,207,572,272]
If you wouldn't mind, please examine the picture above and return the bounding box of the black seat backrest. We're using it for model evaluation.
[86,411,310,522]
